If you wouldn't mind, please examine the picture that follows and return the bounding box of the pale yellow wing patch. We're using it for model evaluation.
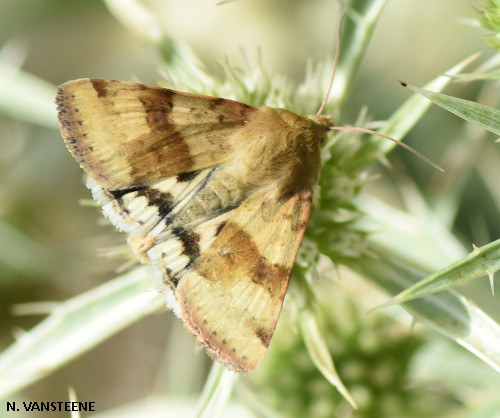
[176,189,313,373]
[56,79,257,189]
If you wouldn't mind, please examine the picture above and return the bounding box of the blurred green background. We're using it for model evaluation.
[0,0,498,417]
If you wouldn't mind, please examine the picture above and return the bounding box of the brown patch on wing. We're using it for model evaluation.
[90,79,109,98]
[195,222,289,298]
[139,90,174,131]
[255,327,273,347]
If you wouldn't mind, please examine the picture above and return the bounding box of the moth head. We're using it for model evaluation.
[307,114,334,146]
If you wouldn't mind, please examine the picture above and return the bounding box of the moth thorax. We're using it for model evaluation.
[232,107,324,199]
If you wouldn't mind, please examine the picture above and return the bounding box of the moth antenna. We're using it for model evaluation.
[316,9,347,116]
[329,125,444,172]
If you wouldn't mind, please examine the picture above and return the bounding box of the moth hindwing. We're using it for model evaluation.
[56,78,332,373]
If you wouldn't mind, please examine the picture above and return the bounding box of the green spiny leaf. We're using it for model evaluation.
[377,238,500,306]
[400,82,500,136]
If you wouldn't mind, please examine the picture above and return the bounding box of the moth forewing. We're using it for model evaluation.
[176,189,314,373]
[56,78,332,373]
[56,79,257,190]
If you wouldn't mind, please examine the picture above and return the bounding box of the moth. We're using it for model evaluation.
[56,78,332,373]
